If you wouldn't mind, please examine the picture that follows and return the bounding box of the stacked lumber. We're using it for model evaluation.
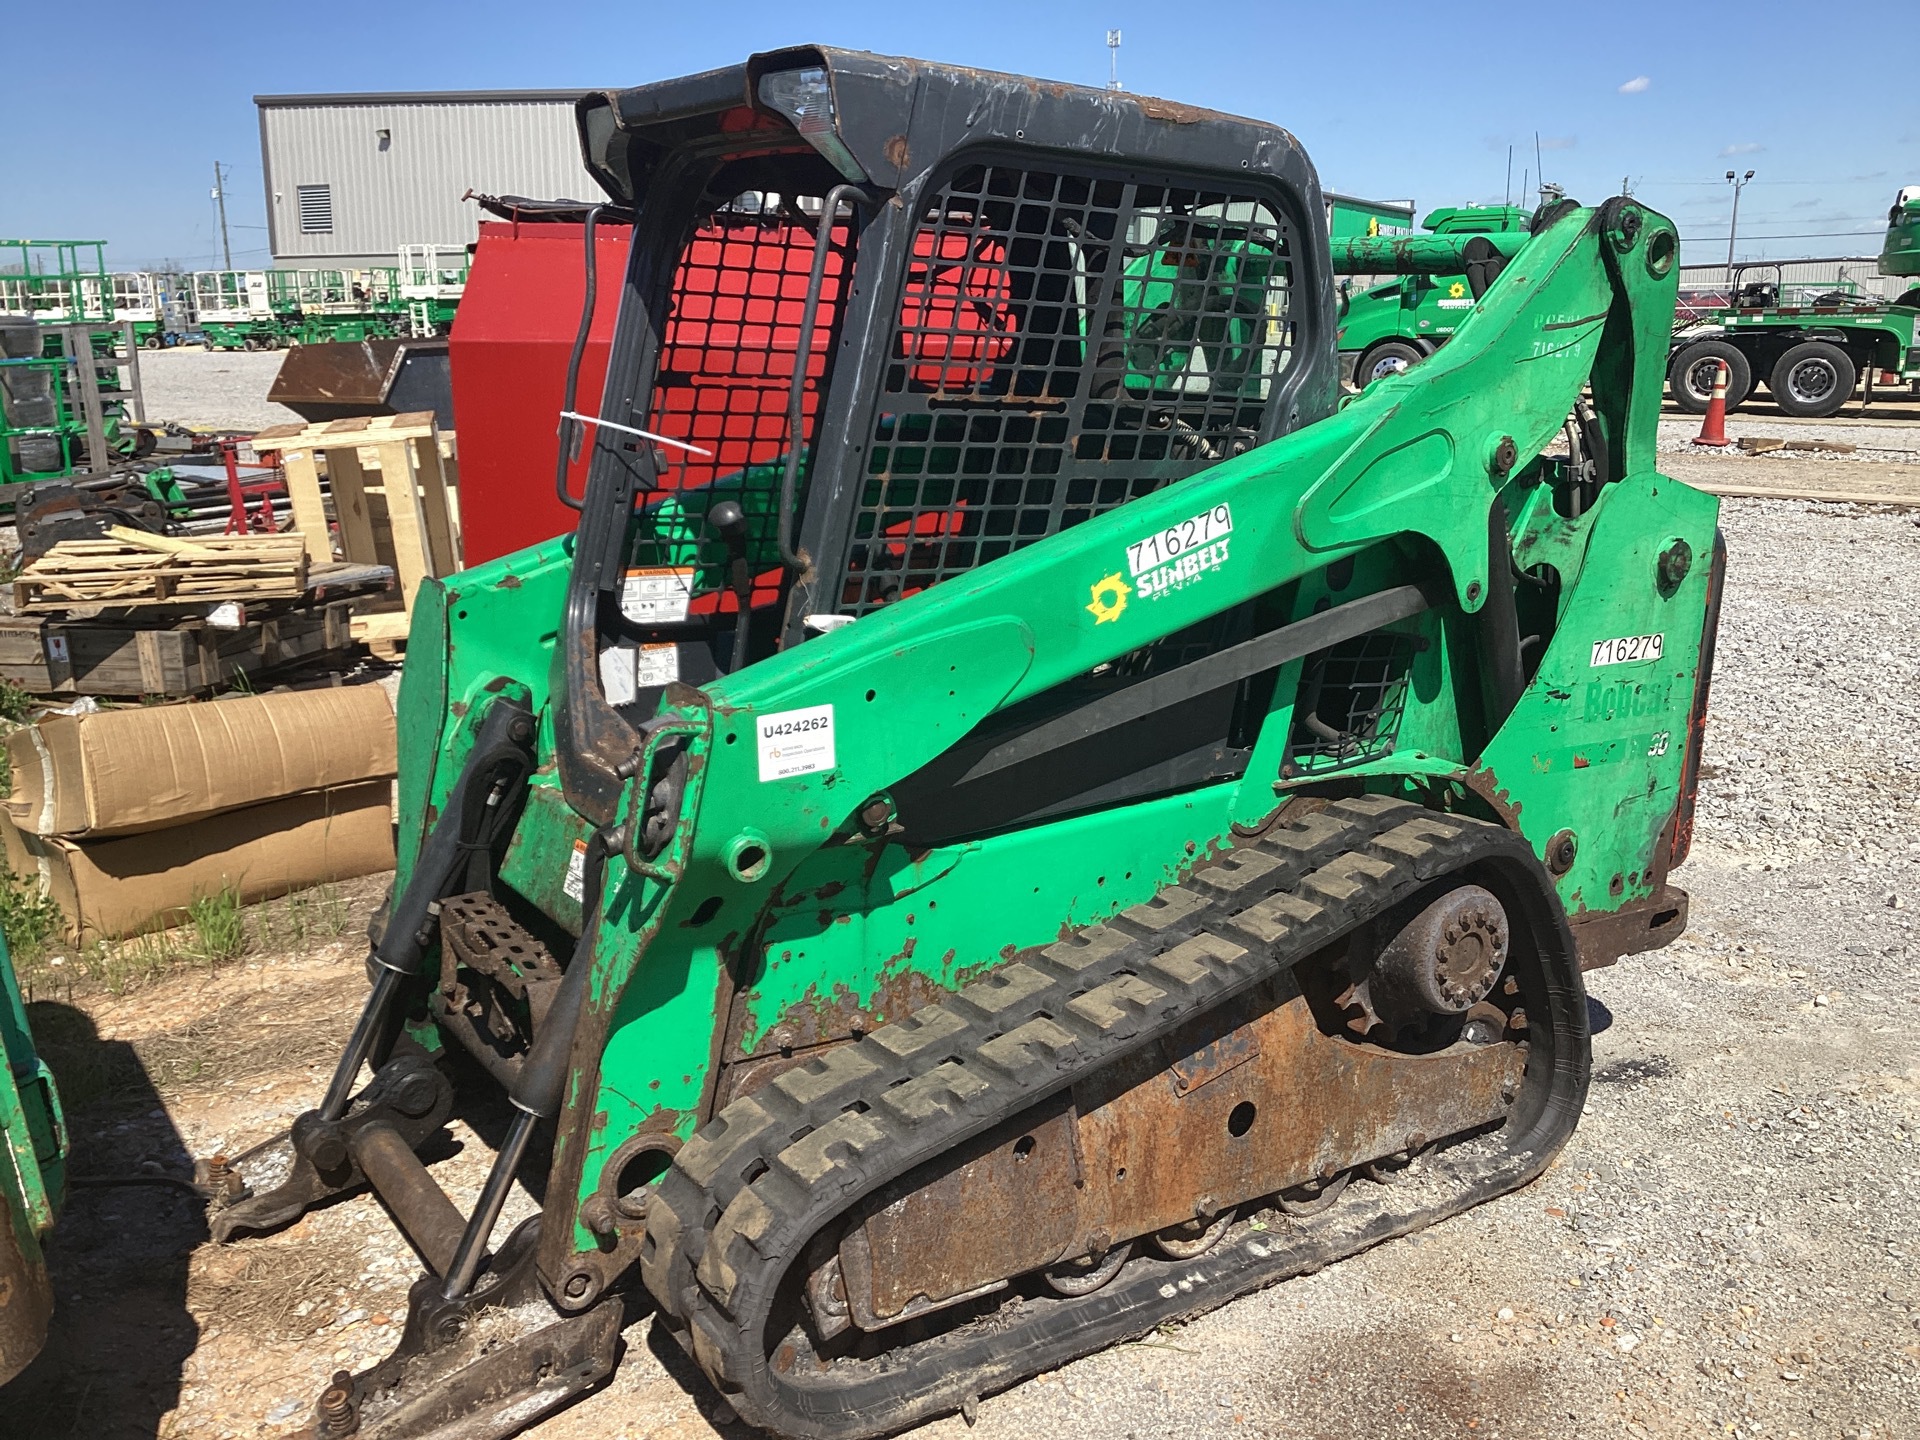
[14,527,309,611]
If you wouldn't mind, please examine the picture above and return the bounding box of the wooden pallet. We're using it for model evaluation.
[14,528,309,611]
[0,602,354,698]
[250,413,459,637]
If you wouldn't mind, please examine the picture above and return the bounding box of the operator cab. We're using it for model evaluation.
[555,47,1339,821]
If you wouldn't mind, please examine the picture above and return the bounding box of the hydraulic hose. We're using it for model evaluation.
[443,826,614,1299]
[318,696,536,1121]
[555,204,608,512]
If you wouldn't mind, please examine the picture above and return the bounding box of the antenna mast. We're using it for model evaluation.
[1107,30,1123,91]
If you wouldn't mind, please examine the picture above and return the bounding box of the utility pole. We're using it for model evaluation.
[212,161,233,271]
[1724,168,1755,273]
[1106,30,1123,91]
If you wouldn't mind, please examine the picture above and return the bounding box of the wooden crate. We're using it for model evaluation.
[0,603,354,699]
[251,413,459,643]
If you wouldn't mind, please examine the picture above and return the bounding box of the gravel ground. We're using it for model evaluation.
[138,347,301,431]
[8,488,1920,1439]
[1658,417,1920,465]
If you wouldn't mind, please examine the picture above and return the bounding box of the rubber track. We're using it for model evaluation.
[641,795,1584,1437]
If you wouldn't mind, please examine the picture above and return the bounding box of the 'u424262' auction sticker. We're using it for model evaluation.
[757,704,836,782]
[1590,633,1664,666]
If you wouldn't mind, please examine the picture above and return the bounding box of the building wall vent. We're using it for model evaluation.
[297,184,334,235]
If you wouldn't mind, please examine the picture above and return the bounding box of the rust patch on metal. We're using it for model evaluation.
[883,134,910,170]
[830,979,1524,1325]
[740,966,973,1058]
[1460,765,1523,830]
[1569,885,1689,971]
[849,1096,1077,1325]
[1134,95,1217,125]
[1166,1009,1259,1095]
[496,573,523,590]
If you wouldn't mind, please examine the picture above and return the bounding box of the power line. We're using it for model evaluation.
[1679,228,1883,241]
[1644,177,1892,187]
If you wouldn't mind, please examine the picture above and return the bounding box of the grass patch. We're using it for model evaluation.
[251,883,351,952]
[9,875,377,1006]
[185,887,248,964]
[0,678,33,723]
[0,866,67,976]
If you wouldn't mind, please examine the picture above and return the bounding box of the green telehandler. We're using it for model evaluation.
[206,48,1723,1440]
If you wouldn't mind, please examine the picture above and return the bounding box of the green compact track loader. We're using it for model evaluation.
[208,48,1723,1440]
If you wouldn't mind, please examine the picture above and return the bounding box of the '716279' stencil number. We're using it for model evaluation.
[1590,633,1664,667]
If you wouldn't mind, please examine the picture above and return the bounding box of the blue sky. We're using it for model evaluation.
[8,0,1912,271]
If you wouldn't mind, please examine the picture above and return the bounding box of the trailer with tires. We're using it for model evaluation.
[1666,186,1920,418]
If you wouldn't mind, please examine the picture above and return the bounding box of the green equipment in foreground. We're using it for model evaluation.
[0,935,67,1385]
[1334,204,1533,387]
[1667,184,1920,417]
[208,49,1722,1440]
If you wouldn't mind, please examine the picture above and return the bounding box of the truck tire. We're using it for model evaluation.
[1893,289,1920,311]
[1356,339,1424,387]
[1769,341,1856,418]
[1667,340,1751,413]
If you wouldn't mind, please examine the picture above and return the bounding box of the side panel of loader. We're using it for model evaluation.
[0,937,64,1385]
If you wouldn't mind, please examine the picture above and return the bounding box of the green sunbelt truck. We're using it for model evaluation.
[1335,204,1533,387]
[1667,184,1920,417]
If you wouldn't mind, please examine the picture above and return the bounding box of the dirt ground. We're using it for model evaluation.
[6,441,1919,1438]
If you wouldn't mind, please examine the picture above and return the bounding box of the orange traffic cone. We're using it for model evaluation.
[1691,359,1732,447]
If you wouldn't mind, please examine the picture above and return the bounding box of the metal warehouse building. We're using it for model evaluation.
[254,90,597,266]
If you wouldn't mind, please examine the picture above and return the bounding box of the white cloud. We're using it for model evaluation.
[1720,142,1764,157]
[1618,76,1651,94]
[1539,135,1578,151]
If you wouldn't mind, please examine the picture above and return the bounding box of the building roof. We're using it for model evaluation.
[254,89,590,107]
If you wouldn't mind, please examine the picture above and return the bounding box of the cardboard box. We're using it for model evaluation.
[0,781,395,945]
[6,684,395,839]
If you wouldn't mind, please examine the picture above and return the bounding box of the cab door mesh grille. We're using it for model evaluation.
[841,161,1295,615]
[624,194,854,612]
